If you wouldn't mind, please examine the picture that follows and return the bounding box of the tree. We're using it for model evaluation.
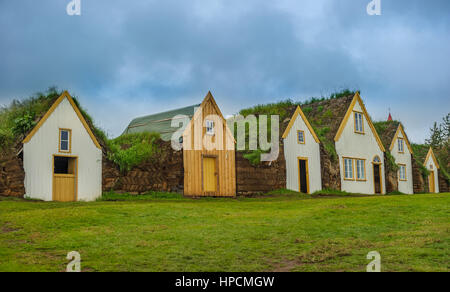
[426,122,443,148]
[442,113,450,142]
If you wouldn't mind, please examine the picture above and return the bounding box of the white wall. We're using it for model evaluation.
[283,114,322,194]
[23,97,102,201]
[335,101,386,194]
[391,129,413,194]
[425,155,440,193]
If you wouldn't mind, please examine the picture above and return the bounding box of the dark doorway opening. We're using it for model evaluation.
[373,164,381,194]
[54,156,76,175]
[298,159,308,194]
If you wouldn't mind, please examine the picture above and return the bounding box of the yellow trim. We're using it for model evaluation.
[23,91,101,149]
[182,91,236,144]
[334,92,385,152]
[52,154,78,202]
[389,124,413,154]
[342,156,367,181]
[58,128,72,153]
[372,163,383,194]
[355,158,367,181]
[297,130,305,144]
[397,138,405,154]
[297,157,310,194]
[282,106,320,143]
[398,163,407,181]
[342,157,355,181]
[353,110,365,134]
[424,147,440,169]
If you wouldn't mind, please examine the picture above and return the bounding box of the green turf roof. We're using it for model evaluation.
[122,104,200,141]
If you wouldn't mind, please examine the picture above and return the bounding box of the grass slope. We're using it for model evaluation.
[0,193,448,272]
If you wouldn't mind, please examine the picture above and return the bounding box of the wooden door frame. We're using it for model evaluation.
[201,154,219,196]
[297,157,310,194]
[372,161,382,194]
[52,154,78,202]
[429,171,435,193]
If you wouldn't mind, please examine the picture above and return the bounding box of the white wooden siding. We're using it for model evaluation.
[391,130,413,194]
[283,115,322,193]
[23,97,102,201]
[335,100,386,194]
[425,155,440,193]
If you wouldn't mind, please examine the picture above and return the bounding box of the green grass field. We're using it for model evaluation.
[0,192,448,272]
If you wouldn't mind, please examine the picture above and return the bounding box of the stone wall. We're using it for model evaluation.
[236,147,286,196]
[412,157,426,193]
[438,174,449,193]
[384,155,398,194]
[102,141,184,194]
[320,146,340,191]
[0,152,25,198]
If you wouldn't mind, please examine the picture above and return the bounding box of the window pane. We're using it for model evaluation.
[61,130,69,141]
[61,141,69,151]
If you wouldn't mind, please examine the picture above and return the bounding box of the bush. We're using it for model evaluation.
[107,132,161,172]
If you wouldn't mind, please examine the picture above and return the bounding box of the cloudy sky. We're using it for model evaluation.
[1,0,449,142]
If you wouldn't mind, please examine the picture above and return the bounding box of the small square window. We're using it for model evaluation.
[59,129,71,153]
[356,159,365,180]
[398,139,404,153]
[206,120,214,136]
[297,130,305,144]
[354,112,364,133]
[344,158,354,180]
[399,165,407,181]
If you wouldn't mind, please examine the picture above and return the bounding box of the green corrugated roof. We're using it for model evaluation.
[123,104,200,141]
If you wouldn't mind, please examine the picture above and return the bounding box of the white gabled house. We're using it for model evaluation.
[282,106,322,194]
[22,91,103,202]
[334,92,386,194]
[389,123,414,194]
[424,147,440,193]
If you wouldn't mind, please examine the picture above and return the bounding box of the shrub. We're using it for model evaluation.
[107,132,161,172]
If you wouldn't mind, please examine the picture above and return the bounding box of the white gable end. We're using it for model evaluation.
[335,98,386,194]
[391,128,413,194]
[283,109,322,193]
[23,97,102,201]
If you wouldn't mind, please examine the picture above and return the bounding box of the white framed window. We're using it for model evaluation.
[59,129,71,153]
[344,158,354,180]
[398,138,404,153]
[297,130,305,144]
[354,112,364,133]
[205,120,215,136]
[399,165,407,181]
[356,159,366,180]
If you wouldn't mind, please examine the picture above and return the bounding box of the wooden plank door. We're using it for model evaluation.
[53,175,76,202]
[429,171,435,193]
[373,164,382,194]
[53,156,77,202]
[203,157,217,194]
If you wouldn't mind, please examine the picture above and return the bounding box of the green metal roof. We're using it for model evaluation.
[122,104,200,141]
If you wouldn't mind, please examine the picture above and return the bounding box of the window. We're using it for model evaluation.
[373,156,381,163]
[59,129,71,153]
[344,158,354,180]
[398,138,405,153]
[205,120,214,136]
[356,159,366,181]
[399,164,407,181]
[354,112,364,133]
[297,130,305,144]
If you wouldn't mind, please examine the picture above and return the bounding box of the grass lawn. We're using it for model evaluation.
[0,192,448,272]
